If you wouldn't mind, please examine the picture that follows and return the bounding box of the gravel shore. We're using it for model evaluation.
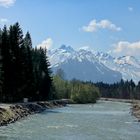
[100,98,133,103]
[100,98,140,122]
[131,100,140,122]
[0,99,69,127]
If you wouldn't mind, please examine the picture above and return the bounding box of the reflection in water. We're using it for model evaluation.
[0,101,140,140]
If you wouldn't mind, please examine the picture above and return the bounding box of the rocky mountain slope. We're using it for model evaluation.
[48,45,140,84]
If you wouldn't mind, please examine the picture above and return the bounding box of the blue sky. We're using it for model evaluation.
[0,0,140,57]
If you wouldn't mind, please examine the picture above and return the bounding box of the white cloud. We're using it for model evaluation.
[82,19,122,32]
[111,41,140,57]
[0,0,16,8]
[37,38,53,50]
[0,18,8,23]
[128,7,133,12]
[0,18,9,26]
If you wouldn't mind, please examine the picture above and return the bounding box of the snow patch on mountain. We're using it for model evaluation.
[95,53,140,83]
[47,45,140,83]
[48,45,122,83]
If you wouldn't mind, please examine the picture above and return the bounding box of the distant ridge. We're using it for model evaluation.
[48,45,140,84]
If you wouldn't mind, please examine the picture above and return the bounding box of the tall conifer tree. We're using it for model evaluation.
[0,23,53,102]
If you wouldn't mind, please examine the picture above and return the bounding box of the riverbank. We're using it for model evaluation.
[100,98,140,122]
[100,98,133,103]
[1,98,140,126]
[0,99,70,127]
[131,100,140,122]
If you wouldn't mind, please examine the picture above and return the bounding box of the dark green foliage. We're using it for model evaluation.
[32,47,52,100]
[95,79,140,99]
[21,32,35,100]
[9,23,24,102]
[135,82,140,99]
[1,26,13,102]
[0,23,52,102]
[0,28,2,88]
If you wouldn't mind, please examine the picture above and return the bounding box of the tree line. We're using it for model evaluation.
[0,23,52,102]
[95,79,140,99]
[53,69,100,103]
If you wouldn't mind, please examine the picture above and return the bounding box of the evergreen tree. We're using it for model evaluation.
[1,26,13,102]
[0,28,2,100]
[38,48,52,100]
[9,23,24,101]
[32,47,53,100]
[0,23,55,102]
[22,32,35,100]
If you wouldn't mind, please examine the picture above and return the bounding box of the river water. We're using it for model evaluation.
[0,101,140,140]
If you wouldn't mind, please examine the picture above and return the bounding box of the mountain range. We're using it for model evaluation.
[48,45,140,84]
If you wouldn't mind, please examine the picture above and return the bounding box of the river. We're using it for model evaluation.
[0,101,140,140]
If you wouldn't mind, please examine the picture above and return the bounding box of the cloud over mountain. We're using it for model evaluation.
[112,41,140,57]
[82,19,121,32]
[37,38,53,50]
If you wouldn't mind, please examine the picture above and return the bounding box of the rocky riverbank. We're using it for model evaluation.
[100,98,140,122]
[0,100,69,127]
[131,100,140,122]
[100,98,133,103]
[1,98,140,126]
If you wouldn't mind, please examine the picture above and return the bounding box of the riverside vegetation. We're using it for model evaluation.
[53,74,100,103]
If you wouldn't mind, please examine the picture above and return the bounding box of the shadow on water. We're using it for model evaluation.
[0,136,8,140]
[41,110,62,115]
[0,136,21,140]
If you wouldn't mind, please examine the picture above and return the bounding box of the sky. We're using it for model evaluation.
[0,0,140,57]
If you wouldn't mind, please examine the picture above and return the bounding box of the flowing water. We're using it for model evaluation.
[0,101,140,140]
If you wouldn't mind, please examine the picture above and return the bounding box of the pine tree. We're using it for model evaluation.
[0,28,3,101]
[22,32,35,100]
[1,26,13,102]
[38,48,52,100]
[9,22,24,101]
[0,23,53,102]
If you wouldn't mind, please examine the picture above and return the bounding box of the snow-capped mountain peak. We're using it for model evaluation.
[59,45,75,53]
[47,45,140,84]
